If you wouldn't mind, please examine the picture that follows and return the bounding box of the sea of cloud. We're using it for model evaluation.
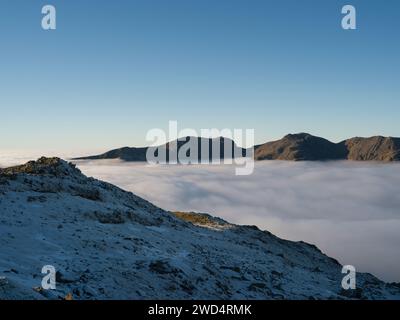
[1,153,399,282]
[76,160,400,283]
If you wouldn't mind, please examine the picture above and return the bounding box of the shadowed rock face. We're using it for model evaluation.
[2,157,400,300]
[73,146,148,161]
[342,136,400,161]
[254,133,347,161]
[74,137,246,163]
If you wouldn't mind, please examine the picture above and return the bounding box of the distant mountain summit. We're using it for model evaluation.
[254,133,347,161]
[342,136,400,161]
[74,133,400,162]
[255,134,400,161]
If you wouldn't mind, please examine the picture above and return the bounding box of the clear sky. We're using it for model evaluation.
[0,0,399,152]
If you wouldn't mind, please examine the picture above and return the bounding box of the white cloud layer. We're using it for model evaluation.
[76,160,400,283]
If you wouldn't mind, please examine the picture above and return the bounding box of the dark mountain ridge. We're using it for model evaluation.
[74,133,400,162]
[74,136,247,163]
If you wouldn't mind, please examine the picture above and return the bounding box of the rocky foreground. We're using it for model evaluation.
[0,157,399,300]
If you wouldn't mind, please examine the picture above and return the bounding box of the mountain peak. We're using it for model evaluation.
[283,133,314,140]
[255,133,345,161]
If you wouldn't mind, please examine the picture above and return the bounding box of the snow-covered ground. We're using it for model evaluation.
[72,160,400,283]
[1,157,399,300]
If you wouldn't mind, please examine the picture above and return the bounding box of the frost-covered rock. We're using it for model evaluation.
[0,157,399,300]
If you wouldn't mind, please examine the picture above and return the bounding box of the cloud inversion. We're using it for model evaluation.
[75,160,400,282]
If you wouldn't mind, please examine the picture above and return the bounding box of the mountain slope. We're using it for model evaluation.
[1,157,399,300]
[254,133,347,161]
[342,136,400,161]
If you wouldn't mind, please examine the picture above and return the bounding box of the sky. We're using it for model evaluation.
[0,0,399,152]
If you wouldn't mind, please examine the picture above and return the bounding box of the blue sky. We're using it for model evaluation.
[0,0,399,151]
